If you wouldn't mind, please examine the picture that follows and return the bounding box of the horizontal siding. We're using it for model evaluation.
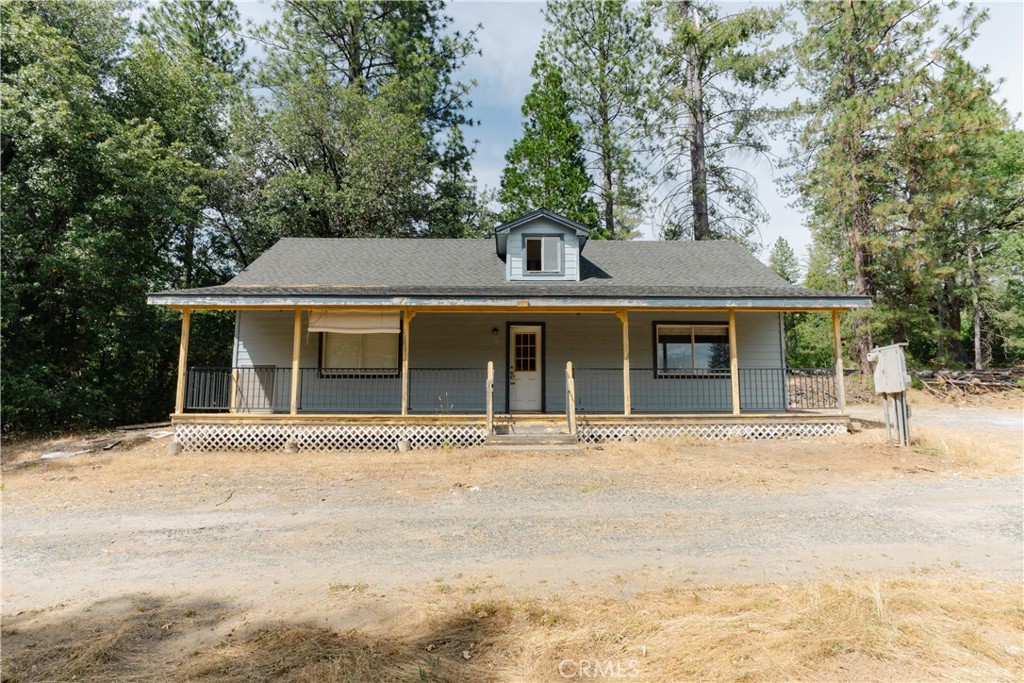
[232,310,784,414]
[735,313,785,411]
[507,219,579,281]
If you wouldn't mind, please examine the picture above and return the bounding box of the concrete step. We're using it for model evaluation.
[484,433,578,447]
[486,443,580,452]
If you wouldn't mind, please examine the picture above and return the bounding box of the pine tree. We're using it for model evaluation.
[768,237,800,284]
[498,57,599,227]
[541,0,652,239]
[654,0,784,247]
[139,0,247,80]
[788,0,987,371]
[244,0,481,246]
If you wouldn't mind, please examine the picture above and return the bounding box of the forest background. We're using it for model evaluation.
[3,0,1021,431]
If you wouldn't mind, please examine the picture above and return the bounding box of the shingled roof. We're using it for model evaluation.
[149,237,870,308]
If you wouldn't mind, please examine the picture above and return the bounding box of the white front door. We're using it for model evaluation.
[509,325,542,412]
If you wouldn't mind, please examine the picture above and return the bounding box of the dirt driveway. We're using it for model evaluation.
[3,404,1021,626]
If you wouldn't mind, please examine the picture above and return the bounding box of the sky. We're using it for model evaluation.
[230,0,1023,265]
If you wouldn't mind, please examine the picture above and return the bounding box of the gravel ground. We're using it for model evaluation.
[848,402,1023,433]
[3,466,1021,620]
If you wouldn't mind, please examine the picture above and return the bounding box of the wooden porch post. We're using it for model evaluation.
[729,309,740,415]
[174,308,192,415]
[833,309,847,412]
[290,309,302,415]
[616,310,631,415]
[400,310,415,416]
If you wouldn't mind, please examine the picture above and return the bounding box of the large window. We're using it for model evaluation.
[320,333,400,376]
[525,236,561,273]
[655,324,730,375]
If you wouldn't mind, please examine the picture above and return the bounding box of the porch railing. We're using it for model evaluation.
[409,368,488,414]
[186,367,294,412]
[571,367,838,414]
[783,368,839,410]
[185,366,488,414]
[185,365,839,415]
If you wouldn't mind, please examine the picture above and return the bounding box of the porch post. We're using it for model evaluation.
[832,309,847,412]
[400,310,414,416]
[616,310,631,415]
[174,308,192,415]
[728,309,740,415]
[290,309,302,415]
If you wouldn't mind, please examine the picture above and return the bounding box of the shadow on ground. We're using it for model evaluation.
[1,594,519,683]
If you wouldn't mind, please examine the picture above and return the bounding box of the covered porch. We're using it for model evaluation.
[171,306,850,447]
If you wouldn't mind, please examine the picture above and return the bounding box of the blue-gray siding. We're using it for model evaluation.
[505,218,580,281]
[232,310,785,413]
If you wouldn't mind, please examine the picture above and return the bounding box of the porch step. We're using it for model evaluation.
[484,433,579,450]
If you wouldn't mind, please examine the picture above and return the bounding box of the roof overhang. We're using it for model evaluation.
[148,293,872,311]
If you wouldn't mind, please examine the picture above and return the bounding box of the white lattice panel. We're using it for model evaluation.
[578,422,846,443]
[175,422,487,452]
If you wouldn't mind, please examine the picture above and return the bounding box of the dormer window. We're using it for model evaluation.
[525,236,561,273]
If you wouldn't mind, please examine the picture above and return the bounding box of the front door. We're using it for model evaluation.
[509,325,542,412]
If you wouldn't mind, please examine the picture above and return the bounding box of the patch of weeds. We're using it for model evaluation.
[469,600,502,618]
[915,446,945,458]
[435,583,453,595]
[524,604,564,627]
[329,581,369,594]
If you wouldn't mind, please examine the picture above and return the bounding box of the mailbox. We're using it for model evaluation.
[866,343,911,394]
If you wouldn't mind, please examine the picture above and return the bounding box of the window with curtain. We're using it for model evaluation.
[320,333,400,376]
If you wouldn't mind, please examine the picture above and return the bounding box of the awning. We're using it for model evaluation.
[308,310,401,334]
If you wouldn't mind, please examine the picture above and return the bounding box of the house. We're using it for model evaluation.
[148,209,871,450]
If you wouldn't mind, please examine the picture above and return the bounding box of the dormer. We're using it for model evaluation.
[494,208,590,282]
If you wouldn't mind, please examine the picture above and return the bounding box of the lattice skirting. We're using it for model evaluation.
[175,422,487,451]
[578,421,847,443]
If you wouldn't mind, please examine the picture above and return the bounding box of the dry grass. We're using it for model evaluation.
[2,419,1020,515]
[3,574,1021,682]
[912,425,1023,473]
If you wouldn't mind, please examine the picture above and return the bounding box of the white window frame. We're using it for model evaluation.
[524,235,561,274]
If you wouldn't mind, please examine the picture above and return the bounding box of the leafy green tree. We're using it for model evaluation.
[654,0,785,247]
[540,0,652,239]
[498,57,599,227]
[1,1,211,430]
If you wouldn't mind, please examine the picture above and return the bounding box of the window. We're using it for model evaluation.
[513,332,538,371]
[320,333,400,376]
[655,324,730,375]
[525,236,560,273]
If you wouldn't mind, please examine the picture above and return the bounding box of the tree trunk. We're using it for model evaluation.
[968,245,984,370]
[937,279,966,365]
[603,152,614,238]
[850,196,874,373]
[687,2,710,240]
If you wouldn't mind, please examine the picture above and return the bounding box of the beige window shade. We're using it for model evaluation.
[308,311,400,334]
[322,333,399,370]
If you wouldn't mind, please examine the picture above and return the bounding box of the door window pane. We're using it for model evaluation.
[514,332,537,371]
